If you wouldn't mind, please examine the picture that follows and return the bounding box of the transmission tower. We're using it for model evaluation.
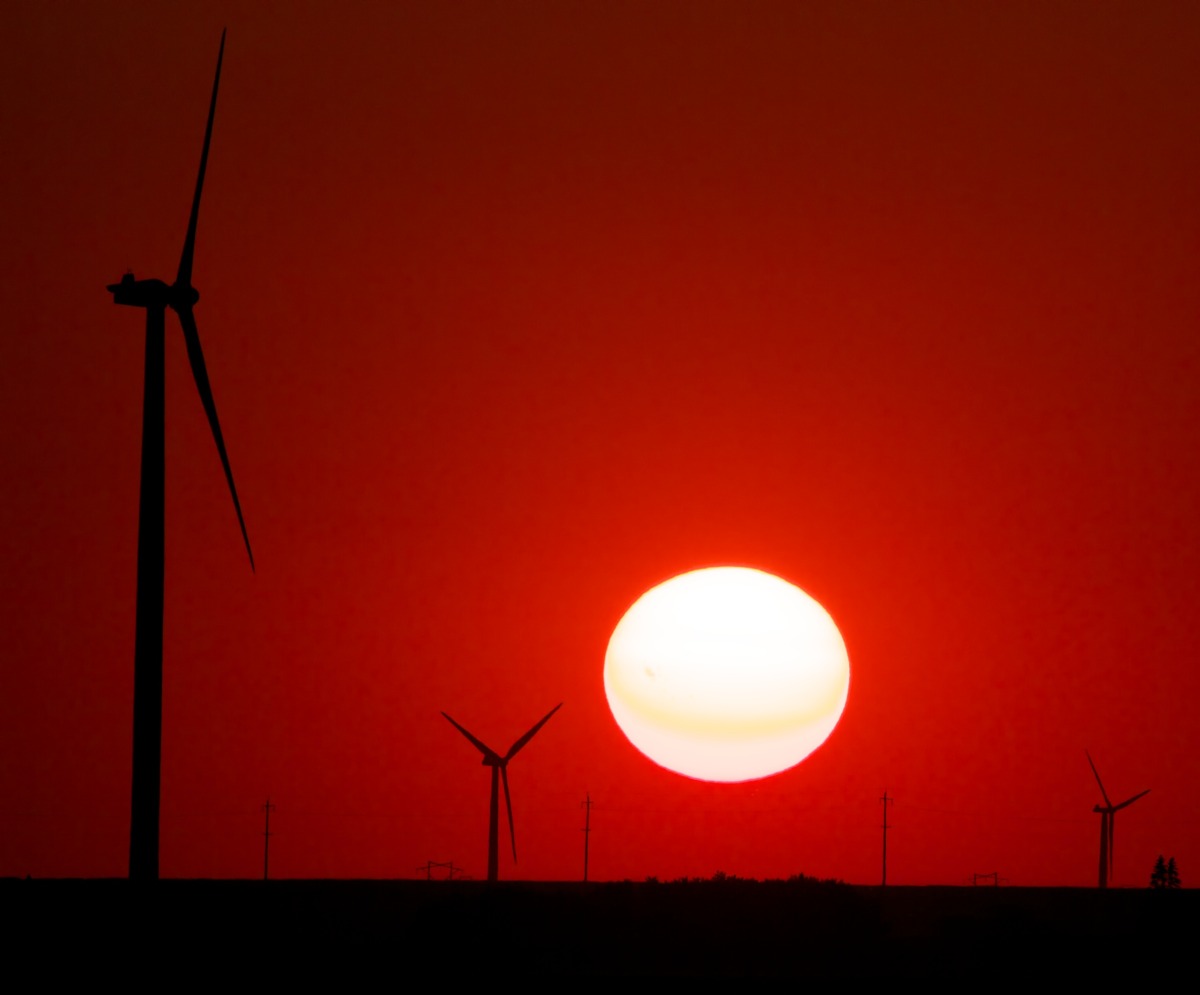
[416,860,463,881]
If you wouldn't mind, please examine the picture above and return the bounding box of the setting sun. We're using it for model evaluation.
[604,567,849,782]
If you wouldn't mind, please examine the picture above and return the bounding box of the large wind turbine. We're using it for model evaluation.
[1086,750,1149,889]
[442,703,562,882]
[108,30,254,881]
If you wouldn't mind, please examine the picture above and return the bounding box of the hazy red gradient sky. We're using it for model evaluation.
[2,1,1198,885]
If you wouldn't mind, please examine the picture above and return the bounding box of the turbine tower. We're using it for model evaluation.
[442,703,562,882]
[1086,750,1149,889]
[108,30,254,881]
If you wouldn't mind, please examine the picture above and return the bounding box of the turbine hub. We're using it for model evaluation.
[170,283,201,309]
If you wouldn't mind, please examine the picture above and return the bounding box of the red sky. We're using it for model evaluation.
[2,1,1198,886]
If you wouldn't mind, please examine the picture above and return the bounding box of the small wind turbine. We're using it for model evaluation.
[442,703,562,882]
[1086,750,1149,889]
[108,30,253,881]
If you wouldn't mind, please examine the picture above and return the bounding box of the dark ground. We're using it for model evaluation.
[4,877,1192,977]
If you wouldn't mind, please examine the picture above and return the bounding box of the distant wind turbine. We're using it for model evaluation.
[108,29,254,881]
[442,703,562,882]
[1086,750,1149,889]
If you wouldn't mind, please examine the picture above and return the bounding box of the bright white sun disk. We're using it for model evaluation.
[603,567,849,782]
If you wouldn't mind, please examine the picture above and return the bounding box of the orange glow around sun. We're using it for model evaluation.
[604,567,849,782]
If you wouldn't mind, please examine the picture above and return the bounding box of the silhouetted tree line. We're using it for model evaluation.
[1149,855,1181,889]
[638,870,846,887]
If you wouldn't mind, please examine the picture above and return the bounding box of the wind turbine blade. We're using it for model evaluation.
[1085,750,1112,808]
[176,305,254,571]
[176,29,225,289]
[501,765,517,863]
[441,712,500,762]
[1113,789,1150,812]
[505,702,563,762]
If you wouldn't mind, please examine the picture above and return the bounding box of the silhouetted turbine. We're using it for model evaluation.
[442,703,562,882]
[1086,750,1149,889]
[108,30,253,881]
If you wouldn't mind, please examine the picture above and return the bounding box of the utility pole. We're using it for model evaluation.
[262,797,275,881]
[879,791,892,887]
[581,793,593,883]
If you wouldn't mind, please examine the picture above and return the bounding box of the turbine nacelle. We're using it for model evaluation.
[108,274,200,311]
[108,274,170,308]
